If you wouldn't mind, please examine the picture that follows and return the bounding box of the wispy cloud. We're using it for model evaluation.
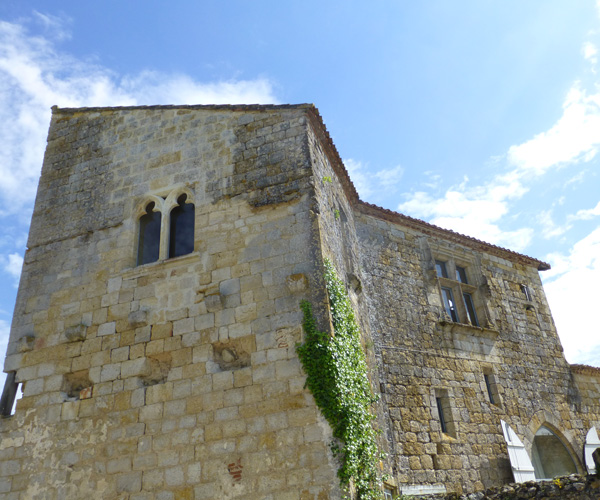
[583,41,598,66]
[570,200,600,221]
[0,15,279,215]
[2,253,23,287]
[537,210,572,239]
[397,171,532,250]
[344,158,404,203]
[397,75,600,248]
[507,84,600,174]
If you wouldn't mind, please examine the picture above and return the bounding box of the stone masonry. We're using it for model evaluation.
[1,104,599,499]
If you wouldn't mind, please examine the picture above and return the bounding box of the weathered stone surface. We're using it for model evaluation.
[0,104,598,499]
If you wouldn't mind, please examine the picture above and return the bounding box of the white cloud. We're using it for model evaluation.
[398,74,600,253]
[507,84,600,174]
[543,225,600,363]
[583,41,598,65]
[343,159,404,203]
[0,16,279,215]
[569,200,600,221]
[537,209,572,239]
[374,164,404,186]
[344,159,375,199]
[398,173,532,250]
[2,253,23,286]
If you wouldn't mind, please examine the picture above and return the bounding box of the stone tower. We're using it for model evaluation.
[1,104,600,499]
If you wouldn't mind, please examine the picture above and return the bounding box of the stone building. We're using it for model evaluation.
[0,103,599,499]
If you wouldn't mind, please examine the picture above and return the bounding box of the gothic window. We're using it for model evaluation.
[136,188,195,266]
[531,426,578,479]
[435,258,480,327]
[137,202,161,265]
[168,194,195,258]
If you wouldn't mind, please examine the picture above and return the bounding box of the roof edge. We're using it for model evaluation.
[571,364,600,377]
[302,106,551,271]
[51,103,315,115]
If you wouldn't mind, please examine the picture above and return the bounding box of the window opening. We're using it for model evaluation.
[520,284,532,301]
[137,202,161,265]
[435,389,456,437]
[436,397,447,434]
[435,256,484,327]
[484,374,495,404]
[463,292,479,326]
[435,260,448,278]
[0,372,21,417]
[441,287,458,322]
[383,486,395,500]
[168,194,195,258]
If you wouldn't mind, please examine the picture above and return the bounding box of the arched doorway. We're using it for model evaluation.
[531,425,577,479]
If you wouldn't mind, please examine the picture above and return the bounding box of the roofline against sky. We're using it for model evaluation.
[50,103,551,271]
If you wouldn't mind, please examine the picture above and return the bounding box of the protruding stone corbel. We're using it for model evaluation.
[16,335,35,352]
[65,324,87,342]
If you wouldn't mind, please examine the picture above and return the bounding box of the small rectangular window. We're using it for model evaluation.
[435,389,456,437]
[484,374,495,404]
[483,369,501,407]
[463,292,479,326]
[436,397,447,433]
[441,287,458,322]
[520,284,532,301]
[0,372,20,417]
[383,486,395,500]
[455,266,468,283]
[435,260,448,278]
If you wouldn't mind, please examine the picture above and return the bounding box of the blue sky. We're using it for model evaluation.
[0,1,599,368]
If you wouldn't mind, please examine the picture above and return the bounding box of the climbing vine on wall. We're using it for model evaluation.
[296,259,384,500]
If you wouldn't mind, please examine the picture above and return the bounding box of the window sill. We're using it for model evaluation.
[438,319,498,338]
[122,252,200,279]
[438,320,499,356]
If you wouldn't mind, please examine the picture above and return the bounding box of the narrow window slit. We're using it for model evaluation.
[0,372,21,417]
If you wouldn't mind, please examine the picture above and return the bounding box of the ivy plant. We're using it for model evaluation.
[296,259,384,499]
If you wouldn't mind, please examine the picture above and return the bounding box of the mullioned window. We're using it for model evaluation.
[136,188,195,266]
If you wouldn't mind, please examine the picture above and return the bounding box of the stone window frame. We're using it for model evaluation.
[433,388,457,438]
[134,186,196,266]
[383,484,397,500]
[433,253,488,328]
[0,372,21,417]
[481,365,502,407]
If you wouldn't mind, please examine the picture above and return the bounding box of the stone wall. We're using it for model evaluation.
[2,103,600,499]
[424,474,600,499]
[354,206,600,495]
[0,105,340,499]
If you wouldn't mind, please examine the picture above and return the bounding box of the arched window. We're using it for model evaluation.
[137,202,161,265]
[169,194,195,258]
[531,425,577,479]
